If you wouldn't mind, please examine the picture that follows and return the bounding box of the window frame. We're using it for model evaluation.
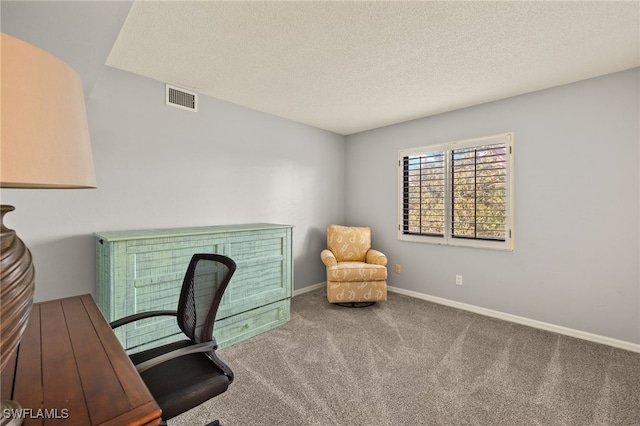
[398,132,514,251]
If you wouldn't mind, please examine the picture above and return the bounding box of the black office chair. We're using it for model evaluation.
[111,253,236,425]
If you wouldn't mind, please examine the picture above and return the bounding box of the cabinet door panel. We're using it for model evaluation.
[217,230,290,318]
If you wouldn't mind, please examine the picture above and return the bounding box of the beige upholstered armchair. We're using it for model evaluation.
[321,225,387,306]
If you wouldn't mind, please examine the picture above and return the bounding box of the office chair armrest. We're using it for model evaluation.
[366,249,387,266]
[210,350,235,383]
[135,340,217,374]
[321,249,337,267]
[110,310,178,329]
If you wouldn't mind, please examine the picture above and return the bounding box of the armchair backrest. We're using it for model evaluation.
[327,225,371,262]
[177,254,236,344]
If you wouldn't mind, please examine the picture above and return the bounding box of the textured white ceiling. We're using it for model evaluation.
[106,1,640,135]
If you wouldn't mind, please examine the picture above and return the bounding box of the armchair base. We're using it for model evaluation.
[335,301,376,308]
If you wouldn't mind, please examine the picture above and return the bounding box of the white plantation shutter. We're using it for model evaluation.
[451,142,509,241]
[399,133,514,250]
[402,149,445,237]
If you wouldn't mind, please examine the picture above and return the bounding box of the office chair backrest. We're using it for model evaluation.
[177,254,236,344]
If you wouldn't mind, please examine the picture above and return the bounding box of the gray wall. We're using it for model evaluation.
[1,66,344,302]
[345,68,640,344]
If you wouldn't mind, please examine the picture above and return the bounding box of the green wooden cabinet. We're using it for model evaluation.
[95,223,293,353]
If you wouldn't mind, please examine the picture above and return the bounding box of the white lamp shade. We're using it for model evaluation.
[1,32,96,188]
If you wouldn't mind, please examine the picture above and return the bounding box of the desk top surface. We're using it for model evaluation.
[2,294,161,426]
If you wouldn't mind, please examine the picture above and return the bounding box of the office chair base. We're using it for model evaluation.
[335,302,376,308]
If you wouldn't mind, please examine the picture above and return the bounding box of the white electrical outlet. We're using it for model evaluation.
[456,275,463,286]
[395,264,401,273]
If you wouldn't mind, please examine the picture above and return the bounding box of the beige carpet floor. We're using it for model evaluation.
[170,288,640,426]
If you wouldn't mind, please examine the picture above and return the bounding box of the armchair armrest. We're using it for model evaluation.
[366,249,387,266]
[321,249,337,267]
[110,310,177,329]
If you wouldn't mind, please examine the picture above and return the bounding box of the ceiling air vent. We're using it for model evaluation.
[165,84,198,112]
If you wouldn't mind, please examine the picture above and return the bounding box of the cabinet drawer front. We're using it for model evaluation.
[216,299,290,349]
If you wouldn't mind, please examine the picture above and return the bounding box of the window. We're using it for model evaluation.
[398,132,514,250]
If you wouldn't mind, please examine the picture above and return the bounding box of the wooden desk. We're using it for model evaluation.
[1,294,161,425]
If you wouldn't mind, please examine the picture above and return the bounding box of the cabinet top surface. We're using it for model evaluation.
[95,223,293,241]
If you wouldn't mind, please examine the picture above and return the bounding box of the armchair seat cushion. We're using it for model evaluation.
[327,261,387,282]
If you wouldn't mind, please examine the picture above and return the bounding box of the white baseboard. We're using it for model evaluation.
[294,282,640,353]
[293,282,325,297]
[387,285,640,354]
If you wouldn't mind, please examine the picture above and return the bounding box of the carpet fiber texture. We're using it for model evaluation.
[170,288,640,425]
